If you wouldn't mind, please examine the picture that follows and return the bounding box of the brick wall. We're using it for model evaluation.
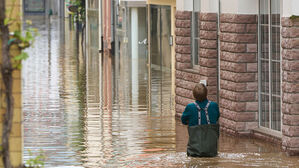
[281,17,299,156]
[198,13,218,102]
[219,14,258,135]
[175,11,219,117]
[175,11,193,116]
[175,11,192,70]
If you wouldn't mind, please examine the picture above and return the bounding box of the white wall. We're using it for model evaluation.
[221,0,258,14]
[177,0,258,14]
[176,0,298,17]
[176,0,193,11]
[283,0,299,17]
[201,0,218,13]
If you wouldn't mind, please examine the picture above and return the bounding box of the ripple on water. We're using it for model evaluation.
[22,16,299,167]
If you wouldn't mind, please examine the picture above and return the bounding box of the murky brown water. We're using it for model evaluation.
[22,16,299,167]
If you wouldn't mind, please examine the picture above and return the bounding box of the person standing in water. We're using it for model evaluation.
[181,83,220,157]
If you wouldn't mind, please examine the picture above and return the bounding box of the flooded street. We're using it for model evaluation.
[22,16,299,167]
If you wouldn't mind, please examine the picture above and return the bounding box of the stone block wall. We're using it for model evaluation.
[281,17,299,156]
[175,11,219,117]
[175,11,192,70]
[219,14,258,135]
[175,11,193,116]
[198,13,218,102]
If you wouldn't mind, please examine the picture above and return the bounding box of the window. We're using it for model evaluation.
[259,0,281,131]
[191,0,200,66]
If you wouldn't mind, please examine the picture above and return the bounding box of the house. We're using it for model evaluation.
[175,0,299,156]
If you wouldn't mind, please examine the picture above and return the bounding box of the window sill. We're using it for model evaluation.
[180,65,200,74]
[251,127,282,141]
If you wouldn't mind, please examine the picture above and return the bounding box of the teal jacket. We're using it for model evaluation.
[181,99,220,126]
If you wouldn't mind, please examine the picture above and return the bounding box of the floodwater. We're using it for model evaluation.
[22,16,299,167]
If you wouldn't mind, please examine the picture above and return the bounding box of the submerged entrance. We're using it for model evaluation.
[149,5,173,114]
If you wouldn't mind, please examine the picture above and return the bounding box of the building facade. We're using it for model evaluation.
[175,0,299,155]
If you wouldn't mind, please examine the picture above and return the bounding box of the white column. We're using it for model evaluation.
[99,0,102,51]
[131,8,139,104]
[131,8,138,60]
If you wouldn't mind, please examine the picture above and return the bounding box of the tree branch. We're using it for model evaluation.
[0,0,14,167]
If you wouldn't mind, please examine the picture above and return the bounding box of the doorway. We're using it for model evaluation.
[148,5,173,115]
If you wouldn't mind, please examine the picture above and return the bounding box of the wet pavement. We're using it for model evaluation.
[22,16,299,167]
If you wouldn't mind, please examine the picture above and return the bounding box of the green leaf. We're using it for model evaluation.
[25,19,32,25]
[25,31,33,41]
[18,41,30,49]
[4,18,9,25]
[17,64,22,70]
[13,30,21,39]
[13,52,29,61]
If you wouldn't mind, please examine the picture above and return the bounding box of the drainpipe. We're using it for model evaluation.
[99,0,103,53]
[217,0,221,104]
[111,0,116,55]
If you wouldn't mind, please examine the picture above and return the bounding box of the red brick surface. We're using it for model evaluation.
[282,27,299,38]
[281,17,299,27]
[282,17,299,155]
[219,13,258,135]
[175,45,191,54]
[200,39,217,49]
[197,12,218,102]
[220,14,257,24]
[282,60,299,71]
[221,52,257,63]
[175,36,191,45]
[200,30,217,40]
[175,19,191,28]
[200,22,217,31]
[175,11,192,20]
[283,71,299,82]
[281,39,299,49]
[199,13,217,21]
[199,57,217,68]
[176,62,191,70]
[282,49,299,60]
[175,28,191,37]
[282,82,299,92]
[199,48,218,58]
[220,33,256,43]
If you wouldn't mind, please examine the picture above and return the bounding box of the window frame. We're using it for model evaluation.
[258,0,282,133]
[191,0,200,67]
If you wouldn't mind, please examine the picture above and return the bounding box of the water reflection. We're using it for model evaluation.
[23,15,85,166]
[22,16,299,167]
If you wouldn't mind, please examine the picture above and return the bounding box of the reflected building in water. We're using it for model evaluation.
[23,0,65,17]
